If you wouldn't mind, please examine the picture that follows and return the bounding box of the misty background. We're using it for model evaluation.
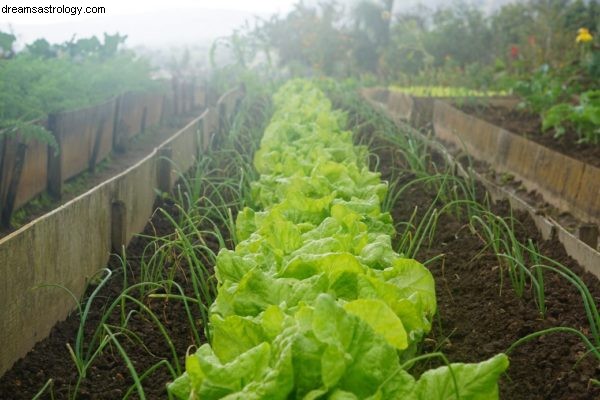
[1,0,515,49]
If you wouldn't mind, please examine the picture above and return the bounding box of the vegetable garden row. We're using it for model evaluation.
[0,78,599,399]
[2,1,599,397]
[167,80,507,398]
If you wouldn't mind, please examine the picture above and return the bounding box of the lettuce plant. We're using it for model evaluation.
[168,79,508,399]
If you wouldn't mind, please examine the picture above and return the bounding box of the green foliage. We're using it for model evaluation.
[25,39,57,59]
[257,2,350,76]
[24,33,128,59]
[351,0,394,73]
[423,3,493,67]
[510,61,599,143]
[0,30,16,57]
[390,86,506,97]
[0,33,159,145]
[542,90,600,143]
[168,79,507,399]
[512,64,574,113]
[171,295,508,400]
[589,49,600,79]
[209,0,599,93]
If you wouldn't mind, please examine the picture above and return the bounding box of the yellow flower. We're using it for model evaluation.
[381,11,391,21]
[576,28,593,43]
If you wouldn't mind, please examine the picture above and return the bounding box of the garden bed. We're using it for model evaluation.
[0,86,254,399]
[362,89,600,254]
[458,104,600,169]
[0,111,200,240]
[361,123,600,400]
[0,198,215,399]
[337,84,600,397]
[1,86,599,399]
[390,172,599,400]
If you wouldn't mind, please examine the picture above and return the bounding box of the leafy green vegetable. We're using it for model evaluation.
[343,298,408,350]
[542,90,600,144]
[169,79,508,399]
[410,353,509,400]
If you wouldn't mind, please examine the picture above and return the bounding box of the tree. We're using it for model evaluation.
[0,30,16,58]
[351,0,395,73]
[26,39,57,58]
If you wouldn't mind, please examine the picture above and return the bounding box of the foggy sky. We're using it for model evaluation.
[0,0,514,49]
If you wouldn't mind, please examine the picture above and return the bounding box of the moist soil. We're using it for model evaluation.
[371,133,600,400]
[459,104,600,169]
[1,104,600,399]
[0,196,224,399]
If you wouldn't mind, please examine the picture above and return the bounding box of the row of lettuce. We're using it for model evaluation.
[168,80,508,399]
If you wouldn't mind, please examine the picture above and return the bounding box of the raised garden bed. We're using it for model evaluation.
[432,100,600,233]
[458,104,600,169]
[0,198,204,399]
[0,86,245,384]
[0,110,201,240]
[362,88,600,253]
[378,146,600,400]
[0,86,256,399]
[342,92,600,399]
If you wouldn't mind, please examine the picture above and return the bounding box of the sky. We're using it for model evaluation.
[0,0,513,48]
[0,0,298,24]
[0,0,299,47]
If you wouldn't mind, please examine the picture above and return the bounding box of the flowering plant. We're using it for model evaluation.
[576,28,593,44]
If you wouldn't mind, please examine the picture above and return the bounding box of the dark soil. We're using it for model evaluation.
[372,133,600,400]
[2,95,599,400]
[0,195,223,399]
[0,91,266,399]
[459,104,600,169]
